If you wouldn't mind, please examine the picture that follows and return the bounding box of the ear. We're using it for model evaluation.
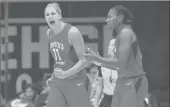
[117,14,124,22]
[58,14,62,19]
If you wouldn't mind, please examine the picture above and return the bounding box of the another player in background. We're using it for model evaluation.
[84,5,148,107]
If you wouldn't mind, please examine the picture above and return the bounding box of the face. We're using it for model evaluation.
[106,9,118,29]
[25,87,35,100]
[45,6,61,28]
[108,39,116,56]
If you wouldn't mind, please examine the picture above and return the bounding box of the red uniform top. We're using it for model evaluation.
[48,23,85,80]
[114,28,146,78]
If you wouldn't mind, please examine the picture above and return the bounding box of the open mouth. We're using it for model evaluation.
[50,21,55,25]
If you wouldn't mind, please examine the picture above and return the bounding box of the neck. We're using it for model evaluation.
[51,21,65,35]
[115,23,124,34]
[115,24,131,34]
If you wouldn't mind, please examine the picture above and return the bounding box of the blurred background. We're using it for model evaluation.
[0,0,169,107]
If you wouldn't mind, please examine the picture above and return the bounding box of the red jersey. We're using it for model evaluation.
[48,23,85,80]
[114,28,146,78]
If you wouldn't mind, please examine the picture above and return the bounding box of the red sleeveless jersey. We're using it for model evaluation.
[48,23,85,79]
[114,28,146,78]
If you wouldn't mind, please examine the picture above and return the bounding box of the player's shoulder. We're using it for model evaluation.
[119,28,134,39]
[67,24,82,44]
[68,26,80,34]
[121,27,136,42]
[68,25,82,40]
[121,28,133,35]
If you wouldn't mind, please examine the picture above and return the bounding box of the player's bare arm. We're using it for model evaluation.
[63,27,90,77]
[84,29,133,70]
[46,29,50,38]
[46,29,53,82]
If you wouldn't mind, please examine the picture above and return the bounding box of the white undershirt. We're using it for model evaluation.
[93,38,118,95]
[101,67,118,95]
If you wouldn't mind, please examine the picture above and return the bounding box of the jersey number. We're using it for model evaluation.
[53,48,62,61]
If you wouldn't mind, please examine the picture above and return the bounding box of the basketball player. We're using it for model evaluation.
[84,5,148,107]
[44,2,93,107]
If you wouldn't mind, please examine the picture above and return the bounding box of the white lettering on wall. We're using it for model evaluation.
[0,26,17,70]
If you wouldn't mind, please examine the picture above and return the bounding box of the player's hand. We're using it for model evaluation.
[46,77,52,86]
[83,48,99,62]
[54,69,67,79]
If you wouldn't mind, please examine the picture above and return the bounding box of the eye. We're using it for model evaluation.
[51,12,56,15]
[45,13,49,16]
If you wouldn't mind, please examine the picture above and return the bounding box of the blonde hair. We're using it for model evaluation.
[44,2,62,16]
